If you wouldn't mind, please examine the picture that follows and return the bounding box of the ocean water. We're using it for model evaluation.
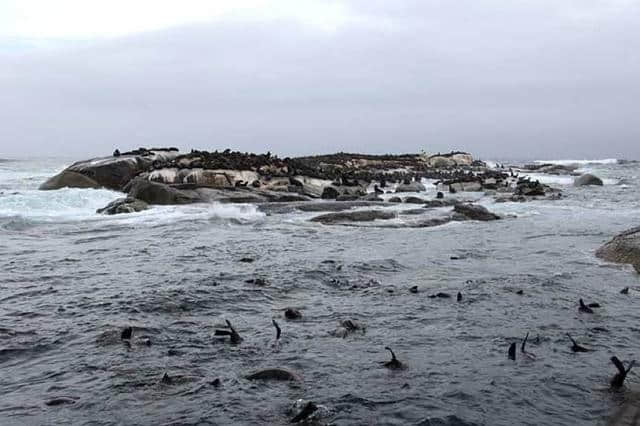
[1,157,640,425]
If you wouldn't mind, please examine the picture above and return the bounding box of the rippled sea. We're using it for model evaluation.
[1,157,640,425]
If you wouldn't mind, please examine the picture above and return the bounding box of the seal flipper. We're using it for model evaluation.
[579,299,594,314]
[161,372,172,385]
[384,346,404,369]
[225,319,242,344]
[566,333,590,352]
[508,343,516,360]
[611,356,631,388]
[521,332,529,353]
[612,356,626,375]
[272,319,281,341]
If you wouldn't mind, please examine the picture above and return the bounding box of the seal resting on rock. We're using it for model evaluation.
[246,368,301,381]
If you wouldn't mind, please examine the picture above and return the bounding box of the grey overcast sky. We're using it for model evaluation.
[1,0,639,160]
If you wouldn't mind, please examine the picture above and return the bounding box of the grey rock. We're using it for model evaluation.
[96,197,149,215]
[310,210,396,224]
[395,182,426,193]
[453,204,501,221]
[574,173,604,187]
[596,227,640,271]
[125,177,201,205]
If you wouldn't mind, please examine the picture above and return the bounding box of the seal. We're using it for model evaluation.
[161,372,173,385]
[383,347,406,370]
[374,185,384,194]
[121,326,132,340]
[611,356,635,388]
[436,191,444,199]
[621,287,630,294]
[508,342,516,360]
[566,333,590,352]
[284,308,302,320]
[578,299,594,314]
[214,320,242,344]
[290,401,318,423]
[273,319,281,341]
[520,332,536,359]
[456,292,462,302]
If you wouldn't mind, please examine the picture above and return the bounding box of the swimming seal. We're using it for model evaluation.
[566,333,590,352]
[611,356,635,388]
[290,401,318,423]
[456,292,462,302]
[521,332,536,359]
[214,320,242,344]
[284,308,302,320]
[121,327,132,340]
[621,287,630,295]
[161,372,172,385]
[383,346,406,370]
[273,319,281,341]
[508,343,516,360]
[578,299,593,314]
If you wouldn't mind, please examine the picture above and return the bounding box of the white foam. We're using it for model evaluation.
[534,159,618,166]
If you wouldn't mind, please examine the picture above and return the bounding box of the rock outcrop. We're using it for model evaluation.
[96,197,149,215]
[310,210,396,224]
[574,173,604,186]
[453,204,501,221]
[596,227,640,272]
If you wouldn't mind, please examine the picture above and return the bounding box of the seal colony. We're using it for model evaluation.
[38,147,565,228]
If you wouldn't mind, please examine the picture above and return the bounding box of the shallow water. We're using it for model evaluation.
[1,158,640,425]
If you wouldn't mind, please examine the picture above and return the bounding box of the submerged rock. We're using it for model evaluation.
[596,227,640,271]
[246,368,301,381]
[310,210,396,224]
[574,173,603,186]
[395,181,426,193]
[453,204,501,221]
[96,197,148,215]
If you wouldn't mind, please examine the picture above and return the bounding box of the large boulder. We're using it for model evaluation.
[453,204,501,221]
[39,150,180,191]
[97,197,149,215]
[39,170,101,190]
[124,177,201,205]
[574,173,603,187]
[395,181,426,193]
[310,210,396,224]
[596,227,640,271]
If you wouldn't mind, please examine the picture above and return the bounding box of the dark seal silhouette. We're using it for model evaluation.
[578,299,594,314]
[272,319,281,341]
[566,333,590,352]
[621,287,630,295]
[508,343,516,360]
[611,356,635,388]
[456,292,462,302]
[383,347,406,370]
[284,308,302,320]
[214,320,242,344]
[290,401,318,423]
[121,326,132,340]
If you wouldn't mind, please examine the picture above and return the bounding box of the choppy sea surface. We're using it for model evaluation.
[1,157,639,425]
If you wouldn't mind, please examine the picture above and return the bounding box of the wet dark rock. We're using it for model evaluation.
[574,173,604,187]
[596,226,640,271]
[404,196,425,204]
[39,171,101,190]
[96,197,148,215]
[246,368,301,381]
[125,177,201,205]
[428,292,451,298]
[45,397,77,406]
[388,197,403,203]
[310,210,396,224]
[436,191,444,199]
[395,181,426,193]
[423,199,460,208]
[453,204,501,221]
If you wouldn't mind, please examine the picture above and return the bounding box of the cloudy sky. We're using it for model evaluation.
[1,0,639,160]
